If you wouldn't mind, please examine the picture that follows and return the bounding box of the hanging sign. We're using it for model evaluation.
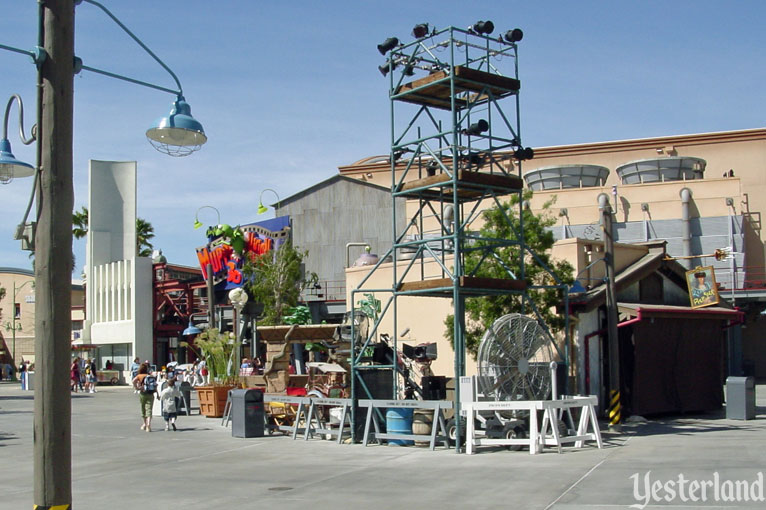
[685,266,720,309]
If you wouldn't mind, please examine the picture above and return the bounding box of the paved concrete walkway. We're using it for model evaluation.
[1,381,765,509]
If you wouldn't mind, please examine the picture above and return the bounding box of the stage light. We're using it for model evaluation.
[471,20,494,35]
[514,147,535,160]
[504,28,524,43]
[378,59,397,76]
[466,152,485,168]
[403,64,415,76]
[412,23,430,39]
[377,36,399,55]
[402,342,438,362]
[463,119,489,136]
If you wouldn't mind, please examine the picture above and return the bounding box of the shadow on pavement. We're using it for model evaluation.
[0,395,34,401]
[0,432,18,446]
[620,410,762,437]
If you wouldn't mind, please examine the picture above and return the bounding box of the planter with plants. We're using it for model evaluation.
[182,328,240,417]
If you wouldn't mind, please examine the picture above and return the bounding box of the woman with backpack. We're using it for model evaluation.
[132,363,158,432]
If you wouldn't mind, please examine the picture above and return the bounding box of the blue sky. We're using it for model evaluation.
[1,1,764,272]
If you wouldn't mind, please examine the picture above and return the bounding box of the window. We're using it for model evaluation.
[14,303,21,319]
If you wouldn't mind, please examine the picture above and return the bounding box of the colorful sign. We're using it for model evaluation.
[685,266,720,309]
[196,216,290,289]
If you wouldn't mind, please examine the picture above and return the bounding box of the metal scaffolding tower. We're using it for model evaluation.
[351,24,552,445]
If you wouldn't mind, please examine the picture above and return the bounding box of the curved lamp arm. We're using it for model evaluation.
[3,95,36,146]
[0,95,38,245]
[257,189,281,214]
[194,205,221,229]
[78,0,183,96]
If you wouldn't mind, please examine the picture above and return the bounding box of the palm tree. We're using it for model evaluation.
[135,218,155,257]
[72,206,155,256]
[72,206,89,240]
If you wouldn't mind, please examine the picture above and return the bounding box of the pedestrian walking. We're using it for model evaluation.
[132,363,158,432]
[70,357,81,392]
[86,358,98,393]
[157,377,182,431]
[199,359,209,385]
[130,357,141,394]
[19,361,27,390]
[78,357,86,392]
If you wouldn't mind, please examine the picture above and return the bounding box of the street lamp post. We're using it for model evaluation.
[1,2,207,508]
[228,287,249,373]
[194,206,222,330]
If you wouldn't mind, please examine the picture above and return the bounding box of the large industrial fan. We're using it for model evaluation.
[477,313,555,402]
[448,313,557,448]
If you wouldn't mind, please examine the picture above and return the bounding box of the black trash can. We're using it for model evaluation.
[177,381,193,416]
[231,389,265,438]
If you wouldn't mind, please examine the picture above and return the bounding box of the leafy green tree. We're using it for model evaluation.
[72,206,155,256]
[445,191,574,358]
[242,241,317,325]
[283,305,312,325]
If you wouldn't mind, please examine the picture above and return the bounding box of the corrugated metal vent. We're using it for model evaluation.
[523,165,609,191]
[616,157,706,184]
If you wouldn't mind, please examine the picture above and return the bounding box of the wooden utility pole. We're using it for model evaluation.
[35,1,74,508]
[601,202,621,429]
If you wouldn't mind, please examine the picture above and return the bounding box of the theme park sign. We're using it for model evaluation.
[685,265,720,309]
[196,216,290,289]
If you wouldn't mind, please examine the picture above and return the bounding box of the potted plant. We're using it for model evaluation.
[181,328,240,417]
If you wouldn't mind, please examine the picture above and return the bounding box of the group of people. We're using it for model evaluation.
[182,358,209,386]
[70,356,98,393]
[239,357,263,375]
[130,359,183,433]
[0,362,16,381]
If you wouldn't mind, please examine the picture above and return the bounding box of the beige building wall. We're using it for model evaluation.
[342,129,766,268]
[340,128,766,378]
[0,269,35,366]
[0,269,85,367]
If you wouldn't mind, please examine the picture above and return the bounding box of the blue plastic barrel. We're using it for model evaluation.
[386,408,414,446]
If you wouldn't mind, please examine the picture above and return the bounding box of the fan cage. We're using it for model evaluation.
[477,313,554,402]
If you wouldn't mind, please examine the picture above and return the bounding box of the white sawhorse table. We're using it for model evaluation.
[539,396,603,453]
[464,396,603,454]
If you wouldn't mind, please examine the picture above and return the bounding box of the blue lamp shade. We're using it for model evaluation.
[182,322,202,336]
[146,97,207,157]
[0,138,35,184]
[569,280,588,294]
